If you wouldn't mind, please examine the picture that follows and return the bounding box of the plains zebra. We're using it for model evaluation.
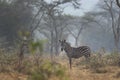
[59,40,91,69]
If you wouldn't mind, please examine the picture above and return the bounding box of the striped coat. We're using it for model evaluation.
[59,40,91,69]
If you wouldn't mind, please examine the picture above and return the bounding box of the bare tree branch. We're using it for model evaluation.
[116,0,120,8]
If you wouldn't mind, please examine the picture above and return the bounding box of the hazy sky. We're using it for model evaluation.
[45,0,99,16]
[44,0,100,46]
[63,0,99,16]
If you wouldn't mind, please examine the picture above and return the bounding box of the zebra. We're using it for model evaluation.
[59,40,91,69]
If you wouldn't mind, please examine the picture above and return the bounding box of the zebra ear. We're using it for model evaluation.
[59,40,61,43]
[63,40,66,42]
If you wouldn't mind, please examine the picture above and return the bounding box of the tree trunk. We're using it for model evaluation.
[54,26,59,56]
[116,0,120,8]
[54,36,59,56]
[75,37,78,47]
[50,31,54,61]
[114,36,119,53]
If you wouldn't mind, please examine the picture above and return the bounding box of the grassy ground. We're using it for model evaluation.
[65,64,120,80]
[57,56,120,80]
[0,53,120,80]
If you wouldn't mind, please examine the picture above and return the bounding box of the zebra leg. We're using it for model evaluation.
[69,58,72,69]
[85,55,90,64]
[87,53,91,61]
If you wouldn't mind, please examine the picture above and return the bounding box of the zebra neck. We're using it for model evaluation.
[64,46,72,55]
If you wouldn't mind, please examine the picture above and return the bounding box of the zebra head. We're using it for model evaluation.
[59,40,66,51]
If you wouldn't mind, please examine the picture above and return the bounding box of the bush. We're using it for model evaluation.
[0,50,18,72]
[88,54,105,73]
[104,53,120,66]
[28,70,46,80]
[28,60,69,80]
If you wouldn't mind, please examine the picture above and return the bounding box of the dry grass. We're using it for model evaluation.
[66,66,120,80]
[0,53,120,80]
[56,55,120,80]
[1,66,120,80]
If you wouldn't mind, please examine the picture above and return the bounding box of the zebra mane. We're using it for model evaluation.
[65,41,71,47]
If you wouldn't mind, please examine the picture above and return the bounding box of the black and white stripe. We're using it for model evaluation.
[59,40,91,69]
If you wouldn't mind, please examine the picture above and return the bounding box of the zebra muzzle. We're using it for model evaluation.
[61,48,63,51]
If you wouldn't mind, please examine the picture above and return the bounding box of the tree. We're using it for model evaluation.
[83,0,120,52]
[0,0,33,47]
[102,0,120,52]
[65,16,84,46]
[37,0,81,56]
[116,0,120,8]
[66,13,101,46]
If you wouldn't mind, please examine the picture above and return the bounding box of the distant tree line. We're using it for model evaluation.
[0,0,81,55]
[0,0,32,47]
[0,0,119,54]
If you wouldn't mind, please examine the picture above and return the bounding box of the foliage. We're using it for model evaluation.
[104,52,120,66]
[0,0,32,47]
[88,53,106,73]
[88,52,120,73]
[0,49,18,72]
[18,30,31,39]
[28,60,68,80]
[29,39,48,54]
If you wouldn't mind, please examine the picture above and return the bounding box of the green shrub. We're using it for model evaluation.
[28,60,68,80]
[28,70,46,80]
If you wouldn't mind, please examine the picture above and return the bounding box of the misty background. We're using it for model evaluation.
[0,0,120,55]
